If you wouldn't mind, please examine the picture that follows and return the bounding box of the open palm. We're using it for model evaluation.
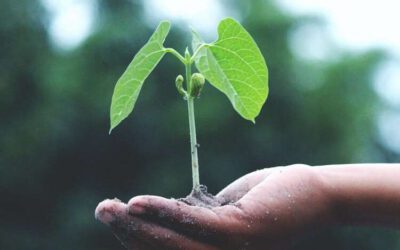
[96,165,332,250]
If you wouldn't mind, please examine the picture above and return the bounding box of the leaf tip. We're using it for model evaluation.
[158,20,172,34]
[109,119,118,134]
[191,27,202,40]
[160,19,171,26]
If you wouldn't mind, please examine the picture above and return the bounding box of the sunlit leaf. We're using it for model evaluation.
[192,18,268,122]
[109,21,171,133]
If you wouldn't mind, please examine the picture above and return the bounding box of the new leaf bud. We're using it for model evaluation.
[175,75,187,97]
[190,73,205,97]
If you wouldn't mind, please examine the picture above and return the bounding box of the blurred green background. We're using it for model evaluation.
[1,0,399,249]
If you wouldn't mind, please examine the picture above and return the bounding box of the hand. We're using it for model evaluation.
[95,165,333,250]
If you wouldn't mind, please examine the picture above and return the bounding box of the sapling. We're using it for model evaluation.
[109,18,268,205]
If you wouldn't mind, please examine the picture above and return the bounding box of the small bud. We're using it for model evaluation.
[184,47,190,60]
[190,73,205,97]
[175,75,187,97]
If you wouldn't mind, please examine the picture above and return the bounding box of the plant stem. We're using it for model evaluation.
[164,48,186,64]
[187,97,200,191]
[190,43,209,63]
[185,61,200,192]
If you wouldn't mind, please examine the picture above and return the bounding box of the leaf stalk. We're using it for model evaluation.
[190,43,209,63]
[164,48,186,64]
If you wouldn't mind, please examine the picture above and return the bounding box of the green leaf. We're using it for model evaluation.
[192,18,268,122]
[109,21,171,133]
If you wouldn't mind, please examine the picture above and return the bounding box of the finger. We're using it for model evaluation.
[95,199,218,249]
[95,199,127,225]
[95,199,154,249]
[127,196,241,241]
[131,216,219,250]
[216,168,270,204]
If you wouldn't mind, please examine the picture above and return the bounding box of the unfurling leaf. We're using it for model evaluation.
[190,73,205,97]
[175,75,186,97]
[192,18,268,122]
[109,21,171,133]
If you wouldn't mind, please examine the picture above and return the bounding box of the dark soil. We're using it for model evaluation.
[178,184,223,208]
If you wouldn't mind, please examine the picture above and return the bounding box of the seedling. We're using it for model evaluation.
[109,18,268,196]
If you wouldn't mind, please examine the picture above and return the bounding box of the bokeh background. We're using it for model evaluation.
[1,0,400,249]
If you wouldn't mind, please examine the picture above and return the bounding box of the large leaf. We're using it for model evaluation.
[109,21,171,133]
[192,18,268,122]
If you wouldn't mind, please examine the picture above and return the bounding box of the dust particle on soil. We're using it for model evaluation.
[179,185,222,208]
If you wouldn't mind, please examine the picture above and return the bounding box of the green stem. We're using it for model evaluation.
[187,97,200,191]
[190,43,209,63]
[164,48,186,64]
[185,60,200,192]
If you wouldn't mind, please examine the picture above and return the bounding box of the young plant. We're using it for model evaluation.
[109,18,268,194]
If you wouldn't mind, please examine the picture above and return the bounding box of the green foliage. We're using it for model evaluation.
[110,18,269,132]
[108,18,269,191]
[192,18,269,122]
[109,21,171,133]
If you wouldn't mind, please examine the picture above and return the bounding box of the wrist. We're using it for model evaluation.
[315,164,400,228]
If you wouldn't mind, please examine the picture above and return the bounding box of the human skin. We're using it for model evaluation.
[95,164,400,250]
